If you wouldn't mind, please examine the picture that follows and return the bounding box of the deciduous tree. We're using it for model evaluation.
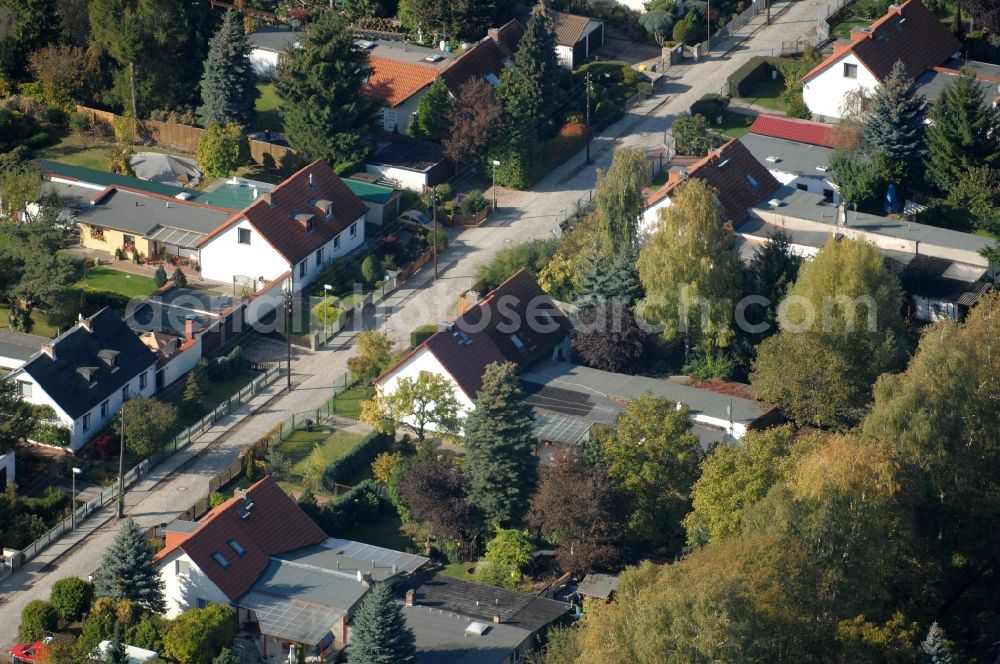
[571,302,648,374]
[671,113,712,156]
[276,12,378,168]
[476,527,533,590]
[196,123,250,179]
[350,583,416,664]
[442,77,504,165]
[347,330,395,385]
[49,576,92,622]
[0,378,40,453]
[463,362,538,527]
[27,44,86,108]
[162,604,236,664]
[399,459,477,543]
[528,447,623,574]
[924,72,1000,193]
[116,398,178,457]
[361,370,461,441]
[93,519,165,613]
[408,76,450,141]
[750,237,908,429]
[593,148,649,256]
[197,10,259,128]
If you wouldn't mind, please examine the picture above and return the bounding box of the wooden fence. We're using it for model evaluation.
[74,105,301,170]
[445,206,491,227]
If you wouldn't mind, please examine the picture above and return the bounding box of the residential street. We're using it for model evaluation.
[0,0,826,648]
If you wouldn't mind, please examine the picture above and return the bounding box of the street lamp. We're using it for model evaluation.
[323,284,332,346]
[284,286,293,393]
[71,467,82,530]
[117,398,127,519]
[429,188,438,281]
[491,160,501,211]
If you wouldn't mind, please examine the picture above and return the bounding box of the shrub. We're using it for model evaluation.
[360,255,377,285]
[321,432,394,488]
[460,189,488,215]
[474,237,558,292]
[153,265,167,288]
[206,345,247,382]
[311,479,394,534]
[30,421,71,446]
[196,123,250,179]
[163,604,236,664]
[68,112,90,134]
[171,268,187,288]
[311,296,341,330]
[592,100,621,130]
[672,113,712,156]
[19,600,58,641]
[410,324,437,348]
[689,93,730,122]
[673,17,698,44]
[50,577,92,621]
[784,90,812,119]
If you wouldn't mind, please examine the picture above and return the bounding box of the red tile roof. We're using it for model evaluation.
[645,139,781,224]
[802,0,960,84]
[363,55,440,107]
[488,19,525,56]
[748,114,837,148]
[197,160,368,265]
[156,476,326,601]
[550,10,597,47]
[440,38,509,95]
[377,270,571,399]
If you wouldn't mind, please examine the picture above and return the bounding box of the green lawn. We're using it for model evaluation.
[712,109,757,139]
[255,83,282,133]
[831,16,869,40]
[338,514,411,551]
[283,429,366,476]
[737,77,788,111]
[330,385,373,419]
[203,370,259,405]
[440,562,478,580]
[36,135,174,171]
[74,267,158,298]
[0,305,61,338]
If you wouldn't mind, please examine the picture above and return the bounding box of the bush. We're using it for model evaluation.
[153,265,167,288]
[673,17,698,44]
[206,345,247,382]
[592,100,621,130]
[311,479,394,534]
[689,93,730,122]
[410,324,437,348]
[50,577,92,621]
[360,254,377,285]
[460,189,488,214]
[171,268,187,288]
[197,123,250,179]
[19,600,58,641]
[163,604,236,664]
[30,421,71,446]
[474,237,559,292]
[725,56,784,97]
[68,112,90,134]
[321,432,394,488]
[784,90,811,119]
[672,113,712,156]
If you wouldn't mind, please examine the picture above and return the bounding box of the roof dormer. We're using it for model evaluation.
[77,366,99,386]
[98,349,120,371]
[293,212,315,233]
[313,199,333,218]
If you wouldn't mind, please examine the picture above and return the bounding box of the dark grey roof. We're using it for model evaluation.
[17,308,157,419]
[0,331,49,364]
[393,572,570,633]
[54,181,231,238]
[739,133,835,179]
[370,140,446,172]
[248,26,304,53]
[402,603,534,664]
[915,58,1000,106]
[248,557,370,613]
[884,252,992,304]
[125,287,232,337]
[577,573,619,599]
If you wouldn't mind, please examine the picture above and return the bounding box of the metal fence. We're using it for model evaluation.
[277,371,356,442]
[16,366,282,565]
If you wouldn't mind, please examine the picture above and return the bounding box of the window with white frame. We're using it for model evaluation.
[316,247,324,265]
[299,260,307,278]
[83,413,91,432]
[334,235,340,249]
[16,380,31,398]
[238,228,251,245]
[140,371,148,390]
[349,222,357,239]
[100,400,109,418]
[122,384,129,400]
[843,63,858,78]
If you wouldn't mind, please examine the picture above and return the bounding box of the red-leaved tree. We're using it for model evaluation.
[442,77,505,165]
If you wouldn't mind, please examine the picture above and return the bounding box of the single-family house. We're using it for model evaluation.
[247,27,304,78]
[394,572,570,664]
[0,451,14,492]
[0,331,49,372]
[357,40,455,134]
[643,139,781,233]
[801,0,960,120]
[550,11,604,70]
[740,115,841,204]
[376,269,572,426]
[197,160,368,293]
[440,36,513,95]
[155,476,431,659]
[8,308,158,452]
[737,186,995,322]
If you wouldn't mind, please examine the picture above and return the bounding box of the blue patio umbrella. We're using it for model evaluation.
[884,183,900,214]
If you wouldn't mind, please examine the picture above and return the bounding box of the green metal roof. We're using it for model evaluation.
[38,160,190,199]
[190,183,259,212]
[344,178,395,205]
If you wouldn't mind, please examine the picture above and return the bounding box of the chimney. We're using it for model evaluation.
[234,486,248,501]
[308,173,314,187]
[79,316,92,332]
[260,192,272,206]
[41,344,56,360]
[185,315,195,342]
[488,27,500,42]
[492,614,501,624]
[851,27,873,41]
[405,589,415,607]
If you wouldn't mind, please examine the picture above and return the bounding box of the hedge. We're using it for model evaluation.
[309,479,394,534]
[31,421,71,446]
[321,431,394,488]
[689,94,731,122]
[725,56,785,97]
[410,324,437,348]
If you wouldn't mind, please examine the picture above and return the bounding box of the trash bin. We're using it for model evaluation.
[305,419,314,432]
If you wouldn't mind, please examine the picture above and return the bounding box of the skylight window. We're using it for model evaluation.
[485,73,501,88]
[423,54,445,63]
[212,552,230,568]
[509,334,525,349]
[745,174,758,188]
[229,539,246,556]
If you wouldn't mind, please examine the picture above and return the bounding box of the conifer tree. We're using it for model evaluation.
[498,1,560,137]
[103,623,128,664]
[575,248,643,308]
[408,77,450,141]
[463,362,538,527]
[92,519,166,613]
[924,72,1000,192]
[153,265,167,288]
[276,12,378,167]
[181,373,204,419]
[919,622,955,664]
[350,583,416,664]
[862,61,926,187]
[198,10,259,128]
[171,267,187,288]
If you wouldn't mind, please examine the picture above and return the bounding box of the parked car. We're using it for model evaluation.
[397,209,442,233]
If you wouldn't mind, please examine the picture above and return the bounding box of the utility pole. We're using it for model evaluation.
[706,0,712,53]
[430,188,438,281]
[585,72,592,164]
[285,287,292,392]
[128,62,138,130]
[766,0,771,25]
[117,402,126,518]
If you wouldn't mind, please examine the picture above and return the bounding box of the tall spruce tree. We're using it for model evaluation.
[408,76,450,141]
[862,60,926,187]
[198,11,259,128]
[103,623,128,664]
[575,248,643,308]
[350,583,416,664]
[276,11,378,167]
[924,72,1000,192]
[498,1,560,137]
[919,623,955,664]
[92,519,166,613]
[464,362,538,527]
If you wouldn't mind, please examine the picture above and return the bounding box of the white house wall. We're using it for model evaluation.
[379,93,425,134]
[802,52,880,120]
[289,215,367,293]
[377,347,475,430]
[158,338,202,390]
[199,219,291,288]
[640,196,673,236]
[365,165,428,192]
[158,550,231,619]
[768,169,841,204]
[250,49,280,78]
[555,44,574,69]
